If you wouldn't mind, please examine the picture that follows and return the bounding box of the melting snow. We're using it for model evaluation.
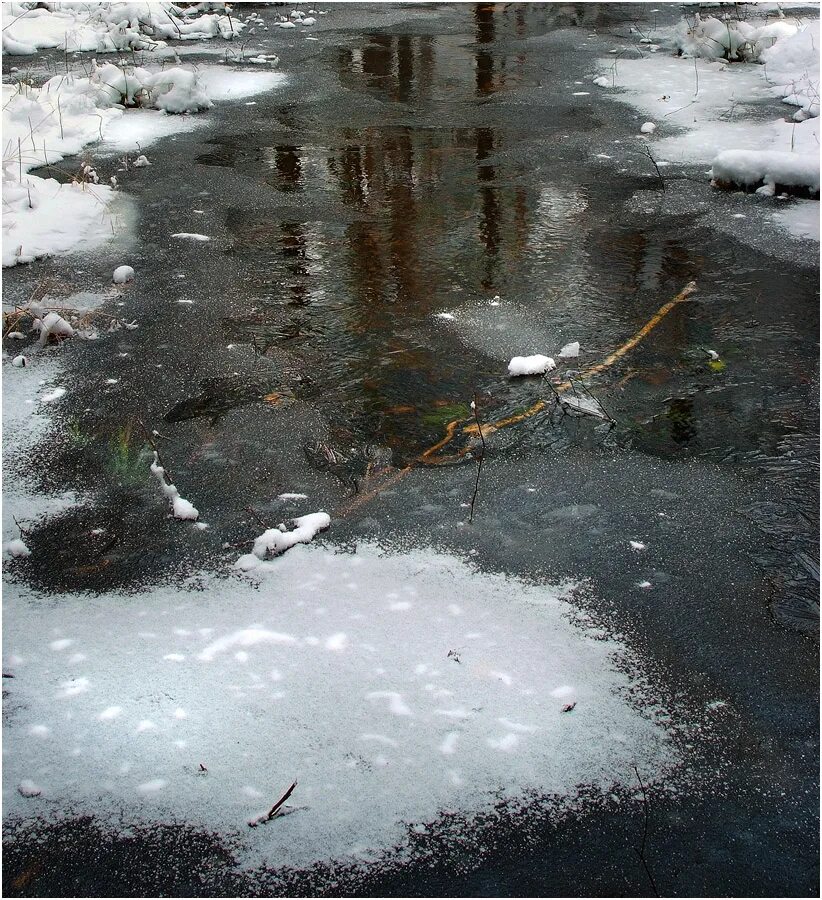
[4,544,681,869]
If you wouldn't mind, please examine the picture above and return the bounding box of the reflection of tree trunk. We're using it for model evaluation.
[274,146,301,191]
[338,146,366,205]
[475,5,494,42]
[417,36,435,101]
[348,221,385,314]
[280,222,309,306]
[397,35,413,102]
[363,34,393,77]
[476,128,500,287]
[388,131,420,308]
[513,185,528,258]
[475,5,495,95]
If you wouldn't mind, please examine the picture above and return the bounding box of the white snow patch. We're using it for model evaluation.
[150,452,199,520]
[17,780,42,798]
[236,513,331,570]
[5,539,31,558]
[508,355,556,376]
[113,265,135,284]
[3,544,684,869]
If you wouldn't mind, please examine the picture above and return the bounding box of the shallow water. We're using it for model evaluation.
[2,2,819,896]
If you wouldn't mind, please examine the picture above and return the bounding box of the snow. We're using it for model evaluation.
[171,233,211,241]
[40,387,66,403]
[508,355,556,376]
[196,68,287,101]
[113,265,135,284]
[3,543,685,869]
[771,200,821,240]
[711,149,819,193]
[145,67,212,114]
[5,538,31,558]
[17,779,42,798]
[629,541,648,552]
[559,341,580,359]
[3,61,286,267]
[670,13,799,62]
[236,512,331,570]
[133,155,151,168]
[36,312,74,346]
[150,453,200,521]
[762,21,820,118]
[594,12,820,239]
[640,122,657,134]
[1,3,245,55]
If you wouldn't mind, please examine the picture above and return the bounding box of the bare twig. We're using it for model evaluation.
[633,765,660,897]
[137,419,173,485]
[468,391,486,524]
[245,505,270,532]
[641,142,665,192]
[248,780,298,827]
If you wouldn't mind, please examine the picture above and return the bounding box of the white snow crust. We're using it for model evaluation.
[4,544,682,869]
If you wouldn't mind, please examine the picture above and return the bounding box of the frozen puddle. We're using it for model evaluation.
[3,544,681,869]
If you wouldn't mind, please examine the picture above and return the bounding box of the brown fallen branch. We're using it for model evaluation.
[248,780,298,828]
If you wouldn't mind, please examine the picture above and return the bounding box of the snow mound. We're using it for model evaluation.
[508,355,556,376]
[762,21,820,119]
[711,149,820,194]
[671,13,799,62]
[1,2,245,56]
[236,513,331,570]
[113,265,135,284]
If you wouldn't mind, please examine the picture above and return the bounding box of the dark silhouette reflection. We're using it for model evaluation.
[476,127,500,288]
[667,397,697,445]
[341,34,436,103]
[475,5,495,95]
[267,145,302,192]
[362,34,393,78]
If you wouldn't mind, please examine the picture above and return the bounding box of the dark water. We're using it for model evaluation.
[2,2,819,896]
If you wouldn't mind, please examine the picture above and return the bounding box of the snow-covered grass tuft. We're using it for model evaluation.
[5,538,31,558]
[149,452,199,521]
[1,2,247,56]
[236,513,331,570]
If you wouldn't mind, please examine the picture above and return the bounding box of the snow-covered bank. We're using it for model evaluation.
[593,10,820,239]
[2,0,290,268]
[2,64,287,266]
[3,542,685,868]
[2,2,245,55]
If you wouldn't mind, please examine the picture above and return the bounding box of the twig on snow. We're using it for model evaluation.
[248,780,298,827]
